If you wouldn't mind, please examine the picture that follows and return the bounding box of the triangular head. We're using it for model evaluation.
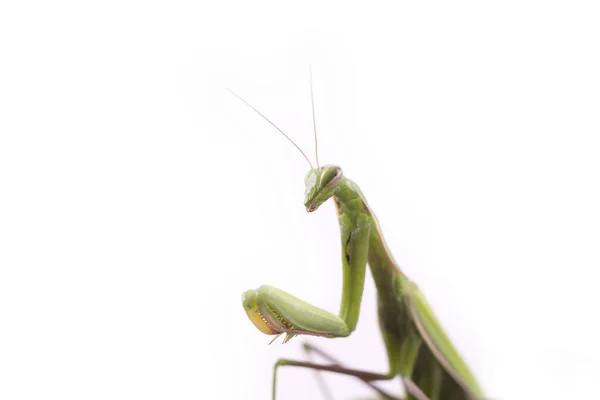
[304,165,343,212]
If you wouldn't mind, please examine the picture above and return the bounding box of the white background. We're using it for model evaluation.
[1,2,600,400]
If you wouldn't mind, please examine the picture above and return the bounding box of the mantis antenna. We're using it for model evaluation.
[309,66,320,168]
[225,86,314,170]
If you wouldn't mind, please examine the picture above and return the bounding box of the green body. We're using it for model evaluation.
[336,174,482,399]
[243,166,484,400]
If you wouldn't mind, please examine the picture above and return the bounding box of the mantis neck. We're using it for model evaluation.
[332,178,407,334]
[334,177,406,283]
[332,178,369,217]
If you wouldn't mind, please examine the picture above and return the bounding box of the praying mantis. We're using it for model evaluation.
[229,75,485,400]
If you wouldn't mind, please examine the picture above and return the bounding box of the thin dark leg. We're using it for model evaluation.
[272,357,397,400]
[301,342,430,400]
[303,343,336,400]
[302,342,399,400]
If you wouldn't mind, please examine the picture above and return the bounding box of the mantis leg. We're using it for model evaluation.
[273,353,430,400]
[302,342,399,400]
[272,358,395,400]
[302,343,335,400]
[304,343,430,400]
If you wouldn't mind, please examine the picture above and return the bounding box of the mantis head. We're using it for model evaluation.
[304,165,344,212]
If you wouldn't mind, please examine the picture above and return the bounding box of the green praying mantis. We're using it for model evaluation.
[229,76,485,400]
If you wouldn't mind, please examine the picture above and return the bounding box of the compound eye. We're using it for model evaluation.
[322,166,343,187]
